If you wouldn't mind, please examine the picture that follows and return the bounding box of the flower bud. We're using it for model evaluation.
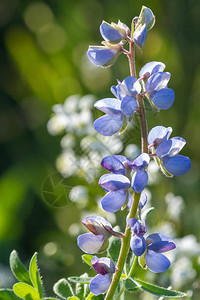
[82,216,112,236]
[100,20,129,44]
[91,256,115,275]
[87,45,122,67]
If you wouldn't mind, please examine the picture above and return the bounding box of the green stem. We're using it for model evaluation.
[127,255,137,278]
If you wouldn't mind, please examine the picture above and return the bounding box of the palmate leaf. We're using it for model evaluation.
[0,289,20,300]
[29,253,43,299]
[124,278,138,292]
[75,273,90,300]
[9,250,32,285]
[13,282,40,300]
[53,278,74,299]
[68,277,93,284]
[134,278,187,298]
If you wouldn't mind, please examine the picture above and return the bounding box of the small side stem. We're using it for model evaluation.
[136,94,148,153]
[127,255,137,278]
[128,41,136,77]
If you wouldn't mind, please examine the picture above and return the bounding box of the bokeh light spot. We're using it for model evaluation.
[37,23,67,53]
[24,2,54,32]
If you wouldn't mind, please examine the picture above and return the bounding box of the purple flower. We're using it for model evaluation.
[100,20,129,44]
[77,233,108,254]
[133,23,147,49]
[89,256,115,296]
[139,62,175,110]
[140,233,176,273]
[148,126,191,176]
[129,218,147,256]
[129,153,150,193]
[77,216,112,254]
[99,155,131,212]
[133,6,155,49]
[87,45,122,67]
[129,218,176,273]
[94,77,141,136]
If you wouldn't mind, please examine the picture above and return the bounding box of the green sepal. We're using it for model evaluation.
[9,250,32,285]
[124,278,138,292]
[81,255,93,267]
[68,277,93,284]
[160,162,173,178]
[134,279,187,298]
[107,235,121,264]
[141,207,155,222]
[119,117,128,134]
[29,253,43,298]
[53,278,74,299]
[0,289,20,300]
[13,282,40,300]
[138,251,147,270]
[98,237,109,253]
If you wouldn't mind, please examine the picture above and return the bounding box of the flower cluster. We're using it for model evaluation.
[87,6,155,67]
[94,61,175,137]
[148,126,191,176]
[75,5,192,298]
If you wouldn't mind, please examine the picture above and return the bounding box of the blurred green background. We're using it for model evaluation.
[0,0,200,299]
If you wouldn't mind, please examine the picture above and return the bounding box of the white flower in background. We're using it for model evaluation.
[147,160,160,184]
[56,150,78,177]
[171,257,196,288]
[165,193,185,221]
[125,144,140,160]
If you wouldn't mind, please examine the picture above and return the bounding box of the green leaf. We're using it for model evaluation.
[9,250,32,285]
[134,279,187,298]
[108,236,121,264]
[67,297,80,300]
[53,279,73,299]
[13,283,40,300]
[29,253,43,299]
[124,278,138,292]
[0,289,20,300]
[68,277,93,284]
[75,273,90,300]
[81,255,94,267]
